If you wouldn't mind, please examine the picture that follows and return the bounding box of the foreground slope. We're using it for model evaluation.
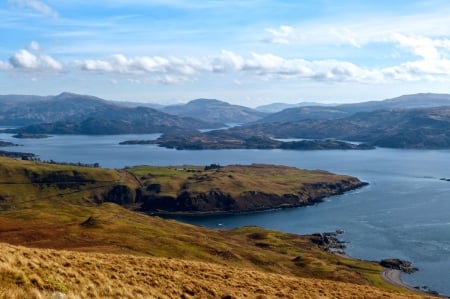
[0,243,434,299]
[0,157,429,298]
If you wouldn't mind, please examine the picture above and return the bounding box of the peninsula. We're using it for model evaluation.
[128,164,367,215]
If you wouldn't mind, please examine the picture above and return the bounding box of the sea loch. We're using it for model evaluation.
[1,132,449,295]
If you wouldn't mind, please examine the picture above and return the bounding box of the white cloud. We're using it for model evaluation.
[157,75,191,85]
[78,48,450,84]
[391,33,450,60]
[29,41,42,51]
[263,25,298,44]
[263,12,450,48]
[79,54,200,75]
[10,49,39,69]
[8,0,58,17]
[9,49,63,71]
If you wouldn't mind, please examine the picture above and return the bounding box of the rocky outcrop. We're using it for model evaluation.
[310,231,347,254]
[104,185,136,205]
[380,259,418,274]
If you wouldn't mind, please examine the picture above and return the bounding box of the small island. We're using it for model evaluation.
[120,131,375,150]
[12,132,51,139]
[0,140,19,147]
[126,164,367,215]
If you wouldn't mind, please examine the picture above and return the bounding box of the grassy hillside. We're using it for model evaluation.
[0,242,434,299]
[129,164,365,213]
[0,157,429,298]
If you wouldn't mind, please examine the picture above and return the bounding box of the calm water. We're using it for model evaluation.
[1,132,450,295]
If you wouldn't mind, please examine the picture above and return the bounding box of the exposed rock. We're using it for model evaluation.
[379,258,419,274]
[80,216,98,227]
[104,185,135,205]
[310,231,348,253]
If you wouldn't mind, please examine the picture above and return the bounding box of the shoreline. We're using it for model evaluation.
[334,251,446,298]
[144,182,369,217]
[381,268,448,298]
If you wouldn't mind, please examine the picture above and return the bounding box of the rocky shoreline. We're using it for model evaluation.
[139,181,368,216]
[312,230,446,297]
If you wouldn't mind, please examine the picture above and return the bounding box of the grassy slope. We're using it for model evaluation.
[0,243,434,299]
[128,163,362,199]
[0,157,427,297]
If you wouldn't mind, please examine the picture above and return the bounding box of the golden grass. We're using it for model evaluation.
[0,242,435,299]
[128,163,359,198]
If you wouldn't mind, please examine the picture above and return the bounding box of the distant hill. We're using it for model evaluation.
[259,106,350,123]
[0,92,110,125]
[163,98,266,124]
[0,92,221,133]
[257,93,450,123]
[255,102,326,113]
[234,106,450,149]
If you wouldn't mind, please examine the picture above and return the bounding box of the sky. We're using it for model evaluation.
[2,0,450,106]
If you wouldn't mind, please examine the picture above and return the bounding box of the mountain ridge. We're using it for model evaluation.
[162,98,266,124]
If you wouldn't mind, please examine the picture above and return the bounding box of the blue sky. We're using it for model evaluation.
[1,0,450,106]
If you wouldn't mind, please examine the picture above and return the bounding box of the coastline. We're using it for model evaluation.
[144,181,369,217]
[381,268,417,292]
[381,268,448,298]
[334,251,446,298]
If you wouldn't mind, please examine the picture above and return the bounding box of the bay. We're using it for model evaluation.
[1,132,449,295]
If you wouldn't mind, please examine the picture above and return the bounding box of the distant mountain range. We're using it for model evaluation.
[162,98,266,124]
[2,92,450,144]
[257,93,450,123]
[228,106,450,149]
[0,92,221,134]
[255,102,327,113]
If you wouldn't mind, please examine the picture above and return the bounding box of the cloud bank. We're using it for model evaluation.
[2,35,450,85]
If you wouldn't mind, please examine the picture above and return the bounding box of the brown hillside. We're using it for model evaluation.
[0,243,434,299]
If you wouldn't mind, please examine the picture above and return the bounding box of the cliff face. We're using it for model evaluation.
[131,165,367,214]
